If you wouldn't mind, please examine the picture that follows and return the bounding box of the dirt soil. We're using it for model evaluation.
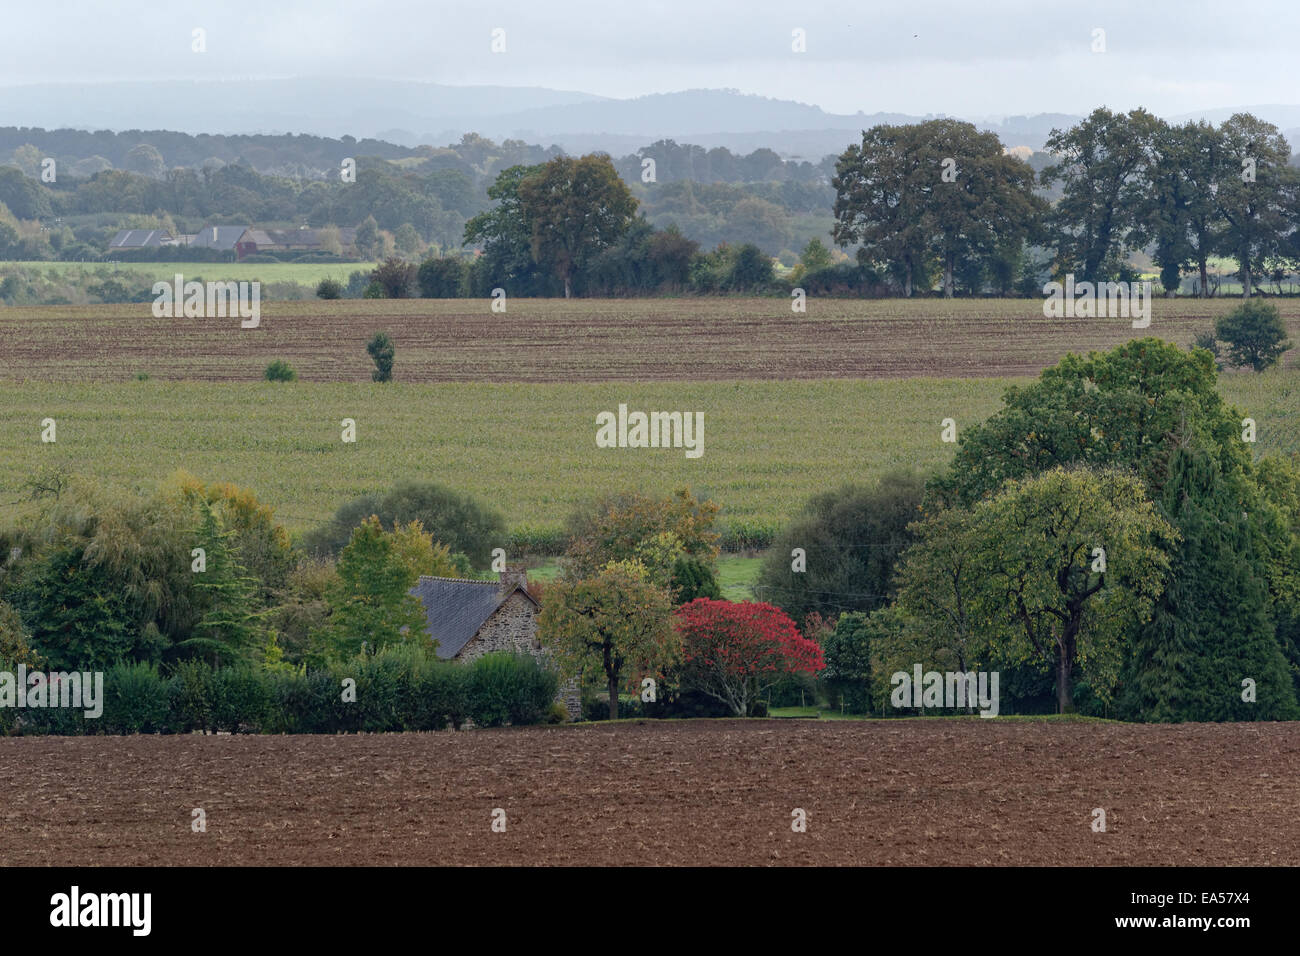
[5,298,1296,382]
[1,720,1297,866]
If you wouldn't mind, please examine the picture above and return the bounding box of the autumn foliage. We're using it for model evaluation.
[675,599,824,716]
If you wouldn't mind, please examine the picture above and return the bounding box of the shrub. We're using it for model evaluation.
[417,257,468,298]
[210,667,273,733]
[168,660,217,733]
[1192,329,1223,369]
[102,661,169,734]
[264,359,297,382]
[315,278,343,299]
[370,257,417,298]
[466,652,558,727]
[1215,300,1292,371]
[367,331,395,382]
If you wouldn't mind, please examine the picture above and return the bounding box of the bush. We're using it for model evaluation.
[264,359,297,382]
[315,278,343,299]
[1215,300,1292,371]
[417,257,468,298]
[367,331,395,382]
[167,660,217,733]
[370,257,417,298]
[1192,329,1223,369]
[210,667,273,733]
[465,652,558,727]
[102,661,169,734]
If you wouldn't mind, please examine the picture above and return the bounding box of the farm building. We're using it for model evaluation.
[190,225,248,252]
[107,229,170,250]
[235,226,358,258]
[410,568,581,719]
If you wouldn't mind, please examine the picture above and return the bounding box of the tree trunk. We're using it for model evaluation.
[607,672,619,720]
[1198,258,1209,298]
[564,275,572,299]
[944,253,954,298]
[1242,255,1251,299]
[1056,628,1077,714]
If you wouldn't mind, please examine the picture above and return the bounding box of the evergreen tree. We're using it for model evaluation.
[179,503,261,666]
[1124,448,1299,721]
[313,516,428,660]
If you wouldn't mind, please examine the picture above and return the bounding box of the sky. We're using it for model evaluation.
[4,0,1298,118]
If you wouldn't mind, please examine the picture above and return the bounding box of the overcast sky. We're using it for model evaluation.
[5,0,1298,117]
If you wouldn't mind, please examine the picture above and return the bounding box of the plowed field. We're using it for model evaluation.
[1,720,1296,866]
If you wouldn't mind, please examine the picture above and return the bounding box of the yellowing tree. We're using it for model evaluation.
[538,560,678,719]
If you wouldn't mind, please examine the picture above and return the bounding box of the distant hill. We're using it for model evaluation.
[1,78,1297,160]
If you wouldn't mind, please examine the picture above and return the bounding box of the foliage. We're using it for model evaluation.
[675,598,824,716]
[1214,300,1292,372]
[958,467,1178,713]
[464,652,559,728]
[538,561,678,719]
[264,359,297,382]
[366,331,395,381]
[311,516,430,660]
[756,472,926,622]
[300,480,505,568]
[563,488,720,586]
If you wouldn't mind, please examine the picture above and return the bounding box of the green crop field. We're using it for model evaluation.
[1,372,1296,539]
[3,260,380,286]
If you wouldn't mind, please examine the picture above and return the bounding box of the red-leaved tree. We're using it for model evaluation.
[675,599,825,716]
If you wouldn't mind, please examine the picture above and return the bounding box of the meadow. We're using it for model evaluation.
[1,372,1296,540]
[3,260,379,286]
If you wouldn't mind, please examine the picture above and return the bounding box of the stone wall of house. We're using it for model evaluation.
[458,590,582,720]
[456,591,540,662]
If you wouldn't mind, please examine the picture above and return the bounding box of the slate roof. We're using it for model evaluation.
[190,225,248,250]
[410,576,539,660]
[108,229,168,248]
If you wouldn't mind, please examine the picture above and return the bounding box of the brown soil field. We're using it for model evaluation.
[1,298,1296,382]
[1,720,1296,866]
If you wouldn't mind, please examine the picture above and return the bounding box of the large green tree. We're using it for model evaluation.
[928,339,1250,509]
[966,467,1177,713]
[1213,114,1297,297]
[1123,447,1299,721]
[756,472,926,624]
[516,154,639,298]
[1040,107,1163,283]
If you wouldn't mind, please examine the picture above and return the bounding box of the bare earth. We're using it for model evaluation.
[1,720,1296,866]
[3,298,1296,382]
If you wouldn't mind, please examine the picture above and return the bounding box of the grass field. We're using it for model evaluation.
[3,297,1298,537]
[3,260,379,286]
[1,372,1296,537]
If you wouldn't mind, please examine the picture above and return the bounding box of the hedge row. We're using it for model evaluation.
[0,648,561,736]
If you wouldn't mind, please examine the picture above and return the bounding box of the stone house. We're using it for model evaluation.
[410,568,580,719]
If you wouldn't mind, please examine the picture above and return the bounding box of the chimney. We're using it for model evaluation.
[498,566,529,593]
